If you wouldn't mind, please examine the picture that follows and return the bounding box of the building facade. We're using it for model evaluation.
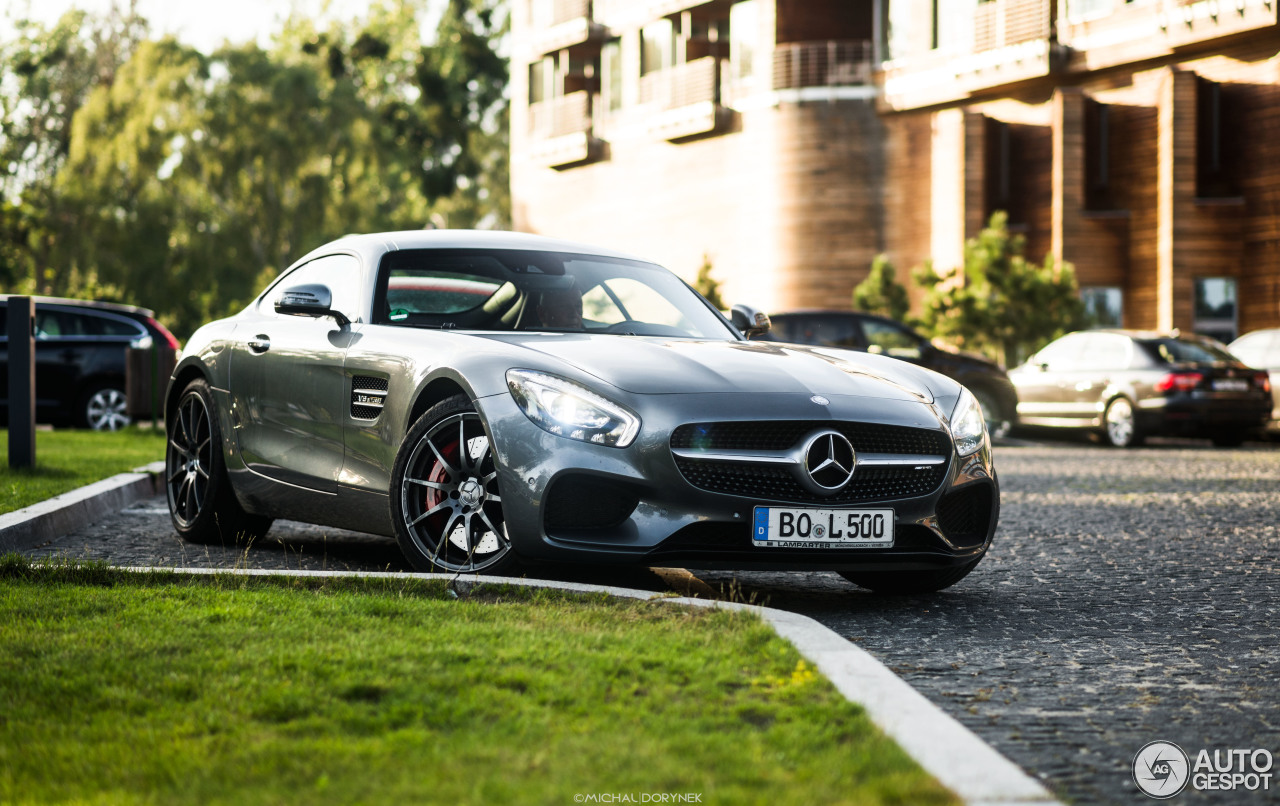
[511,0,1280,341]
[510,0,882,308]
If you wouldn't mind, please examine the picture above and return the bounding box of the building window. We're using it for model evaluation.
[641,19,675,76]
[729,0,757,81]
[1085,100,1118,211]
[985,119,1012,220]
[1196,78,1240,199]
[602,39,623,112]
[1193,277,1237,343]
[1081,287,1124,328]
[1068,0,1114,19]
[528,59,548,105]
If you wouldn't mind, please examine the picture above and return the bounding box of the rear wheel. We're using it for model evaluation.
[840,560,981,594]
[391,394,518,575]
[80,383,130,431]
[166,378,272,545]
[1103,397,1143,448]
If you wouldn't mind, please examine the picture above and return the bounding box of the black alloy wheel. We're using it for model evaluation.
[391,394,516,574]
[166,378,272,544]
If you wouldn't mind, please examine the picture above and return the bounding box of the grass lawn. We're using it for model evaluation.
[0,428,166,514]
[0,558,957,806]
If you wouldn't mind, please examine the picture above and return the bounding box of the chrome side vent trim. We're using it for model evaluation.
[351,375,389,420]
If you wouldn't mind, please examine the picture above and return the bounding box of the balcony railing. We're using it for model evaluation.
[551,0,590,26]
[639,57,720,109]
[528,91,593,138]
[974,0,1050,53]
[772,41,874,90]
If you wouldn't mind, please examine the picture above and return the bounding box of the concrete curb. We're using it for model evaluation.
[116,565,1060,806]
[0,461,165,553]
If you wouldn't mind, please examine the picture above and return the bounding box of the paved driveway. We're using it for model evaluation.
[22,439,1280,805]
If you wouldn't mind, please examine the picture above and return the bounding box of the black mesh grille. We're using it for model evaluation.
[544,475,639,531]
[674,459,947,504]
[670,420,949,504]
[936,482,995,549]
[671,421,949,455]
[351,376,389,420]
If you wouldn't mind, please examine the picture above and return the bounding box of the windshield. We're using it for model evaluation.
[374,248,737,340]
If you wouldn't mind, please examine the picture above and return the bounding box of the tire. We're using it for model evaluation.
[166,378,272,545]
[840,559,981,594]
[391,394,519,575]
[970,385,1011,440]
[79,383,131,431]
[1103,397,1144,448]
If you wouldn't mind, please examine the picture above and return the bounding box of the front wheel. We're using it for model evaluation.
[167,378,272,545]
[840,560,981,594]
[391,394,519,575]
[1103,397,1144,448]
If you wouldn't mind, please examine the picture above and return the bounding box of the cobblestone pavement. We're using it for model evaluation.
[21,438,1280,805]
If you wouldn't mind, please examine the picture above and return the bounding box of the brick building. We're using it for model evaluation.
[511,0,1280,340]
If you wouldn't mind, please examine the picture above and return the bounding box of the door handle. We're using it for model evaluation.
[247,335,271,354]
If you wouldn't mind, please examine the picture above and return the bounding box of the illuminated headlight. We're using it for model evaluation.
[507,369,640,448]
[949,387,987,457]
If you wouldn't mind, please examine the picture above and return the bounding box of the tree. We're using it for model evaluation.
[914,211,1085,367]
[28,0,509,336]
[694,254,725,309]
[852,253,910,322]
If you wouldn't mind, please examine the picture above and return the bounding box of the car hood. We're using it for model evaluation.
[475,334,936,403]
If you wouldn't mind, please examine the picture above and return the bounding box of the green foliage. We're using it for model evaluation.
[694,253,725,309]
[853,253,911,323]
[0,563,959,806]
[914,212,1086,366]
[1,2,509,337]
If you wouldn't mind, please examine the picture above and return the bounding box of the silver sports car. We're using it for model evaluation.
[165,231,998,593]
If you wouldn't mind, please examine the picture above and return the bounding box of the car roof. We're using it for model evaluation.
[0,295,156,319]
[311,230,653,265]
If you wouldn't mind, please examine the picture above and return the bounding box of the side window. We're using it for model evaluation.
[1034,335,1088,371]
[262,254,362,321]
[774,315,861,349]
[64,311,144,338]
[34,310,65,337]
[862,319,924,360]
[1089,334,1132,371]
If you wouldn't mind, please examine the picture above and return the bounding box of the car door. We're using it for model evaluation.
[1011,334,1090,423]
[1064,333,1131,425]
[230,254,363,493]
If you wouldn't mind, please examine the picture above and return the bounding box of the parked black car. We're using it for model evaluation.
[1009,329,1271,447]
[0,296,181,430]
[1228,328,1280,432]
[764,310,1019,436]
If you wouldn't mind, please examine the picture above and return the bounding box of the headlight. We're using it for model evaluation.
[949,387,987,457]
[506,369,640,448]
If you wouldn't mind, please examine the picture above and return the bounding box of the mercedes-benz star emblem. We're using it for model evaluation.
[802,431,856,492]
[810,395,830,406]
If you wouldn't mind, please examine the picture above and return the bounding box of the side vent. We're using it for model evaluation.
[351,375,389,420]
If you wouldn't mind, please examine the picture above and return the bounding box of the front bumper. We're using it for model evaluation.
[478,390,998,572]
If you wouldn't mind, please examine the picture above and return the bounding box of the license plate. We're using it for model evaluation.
[1213,379,1249,392]
[752,507,894,548]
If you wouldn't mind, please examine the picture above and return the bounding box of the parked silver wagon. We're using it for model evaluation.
[166,231,998,593]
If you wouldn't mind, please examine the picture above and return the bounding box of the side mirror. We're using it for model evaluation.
[730,304,772,339]
[275,283,350,327]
